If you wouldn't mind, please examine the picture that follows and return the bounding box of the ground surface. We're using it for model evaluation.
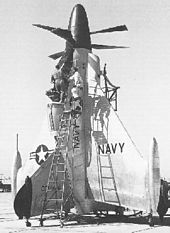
[0,192,170,233]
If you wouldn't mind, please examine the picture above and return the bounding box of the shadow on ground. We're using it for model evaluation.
[30,213,170,228]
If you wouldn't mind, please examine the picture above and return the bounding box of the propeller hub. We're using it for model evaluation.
[69,4,91,50]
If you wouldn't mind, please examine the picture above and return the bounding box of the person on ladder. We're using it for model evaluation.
[69,67,83,114]
[50,65,69,103]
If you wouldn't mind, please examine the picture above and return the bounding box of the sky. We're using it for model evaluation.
[0,0,170,178]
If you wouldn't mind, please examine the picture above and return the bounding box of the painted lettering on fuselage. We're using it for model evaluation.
[98,143,125,155]
[72,121,80,149]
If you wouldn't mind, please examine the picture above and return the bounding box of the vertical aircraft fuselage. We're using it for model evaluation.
[13,4,162,225]
[68,4,91,50]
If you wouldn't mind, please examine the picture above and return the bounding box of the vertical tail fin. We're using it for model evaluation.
[11,134,22,199]
[148,137,160,215]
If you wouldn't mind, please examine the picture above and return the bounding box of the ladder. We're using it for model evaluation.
[39,110,71,226]
[97,150,120,205]
[92,112,120,205]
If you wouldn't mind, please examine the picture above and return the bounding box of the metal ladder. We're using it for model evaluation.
[92,110,120,205]
[39,111,71,226]
[97,150,120,205]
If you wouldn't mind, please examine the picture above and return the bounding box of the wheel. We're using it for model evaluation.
[39,219,44,226]
[159,215,164,224]
[26,221,31,227]
[60,221,64,228]
[97,220,100,225]
[148,215,154,227]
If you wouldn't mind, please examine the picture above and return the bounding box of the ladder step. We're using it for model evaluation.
[60,118,68,121]
[57,136,65,139]
[63,110,71,113]
[101,166,112,168]
[103,188,116,191]
[95,119,101,121]
[101,177,113,179]
[57,163,65,165]
[58,189,64,192]
[60,126,68,129]
[48,198,63,202]
[57,171,65,173]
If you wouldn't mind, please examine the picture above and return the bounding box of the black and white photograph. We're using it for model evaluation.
[0,0,170,232]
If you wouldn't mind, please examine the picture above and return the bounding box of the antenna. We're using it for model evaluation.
[16,133,18,152]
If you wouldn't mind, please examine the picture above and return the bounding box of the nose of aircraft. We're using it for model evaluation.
[69,4,91,50]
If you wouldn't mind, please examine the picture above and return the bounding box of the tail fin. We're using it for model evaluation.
[11,134,22,199]
[148,137,160,215]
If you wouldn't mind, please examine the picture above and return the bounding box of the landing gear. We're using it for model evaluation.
[60,220,64,228]
[148,213,154,227]
[26,219,31,227]
[159,214,164,224]
[39,218,45,226]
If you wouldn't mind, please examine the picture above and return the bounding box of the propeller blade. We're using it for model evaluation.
[33,24,75,45]
[51,28,72,40]
[48,51,64,60]
[33,24,56,31]
[91,44,129,49]
[90,25,128,35]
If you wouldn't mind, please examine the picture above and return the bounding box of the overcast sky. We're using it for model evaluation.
[0,0,170,178]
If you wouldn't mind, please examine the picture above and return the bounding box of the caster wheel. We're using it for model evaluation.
[26,221,31,227]
[148,217,154,227]
[60,221,64,228]
[159,215,164,224]
[77,219,80,224]
[39,219,44,226]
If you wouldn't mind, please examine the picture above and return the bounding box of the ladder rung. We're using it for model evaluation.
[103,188,116,191]
[57,136,65,139]
[57,171,65,173]
[101,177,113,179]
[57,163,65,165]
[58,189,64,192]
[58,129,67,133]
[101,166,112,168]
[48,198,63,202]
[53,154,61,157]
[104,199,119,204]
[63,110,71,113]
[60,126,68,129]
[61,118,68,121]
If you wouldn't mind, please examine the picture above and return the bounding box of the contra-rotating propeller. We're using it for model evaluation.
[33,23,128,60]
